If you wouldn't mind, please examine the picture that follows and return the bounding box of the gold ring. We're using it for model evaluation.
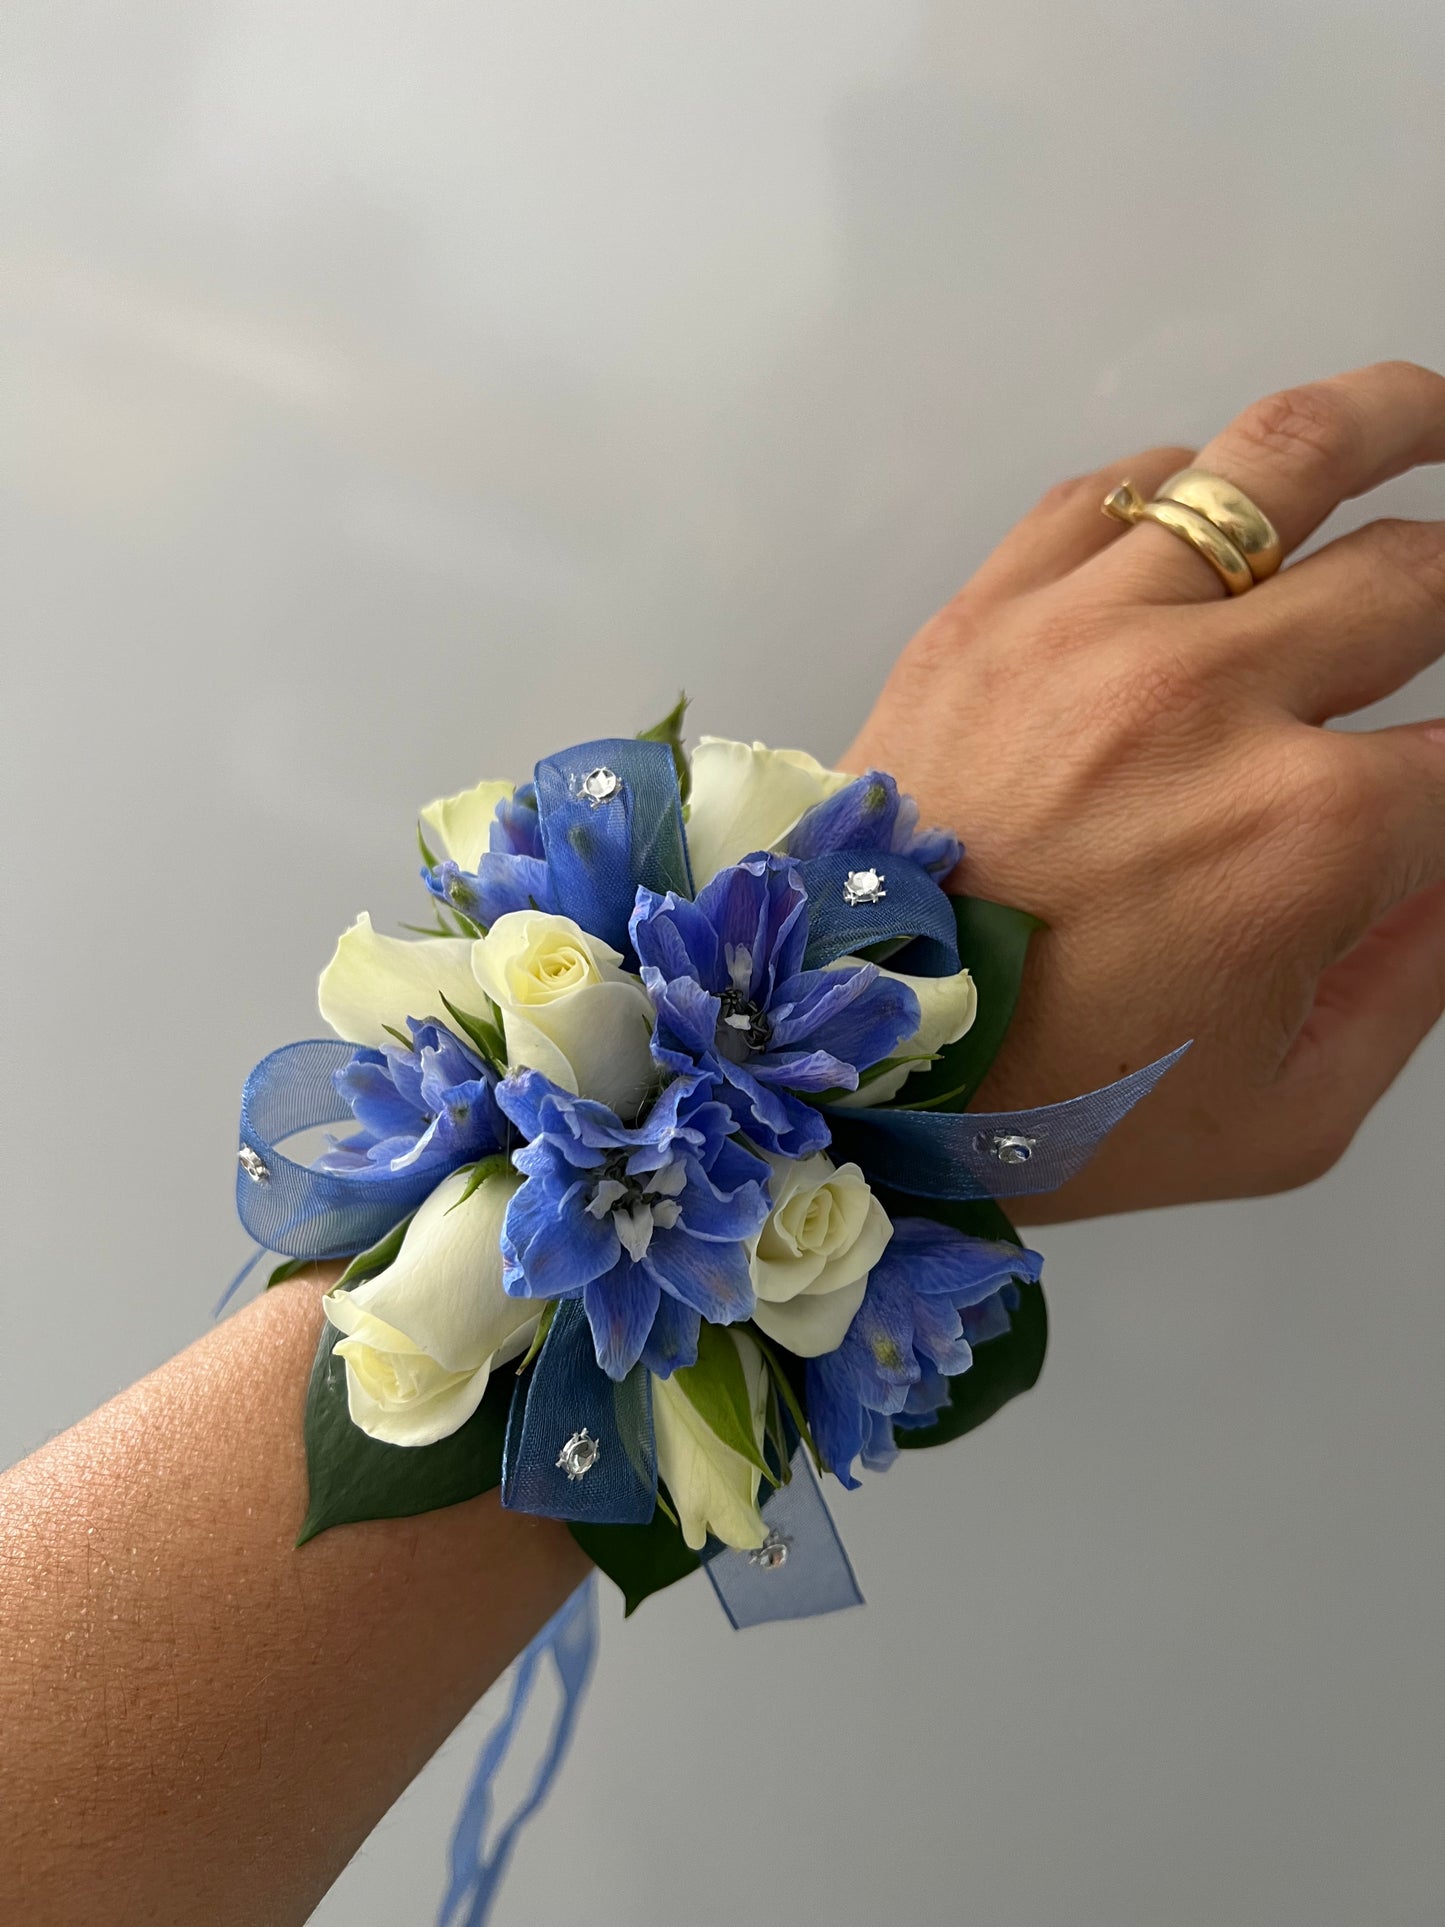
[1155,467,1282,582]
[1101,480,1255,595]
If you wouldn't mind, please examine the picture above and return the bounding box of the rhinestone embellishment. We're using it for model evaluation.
[557,1429,600,1482]
[842,867,886,907]
[237,1145,271,1184]
[986,1132,1038,1166]
[579,766,621,805]
[747,1528,791,1572]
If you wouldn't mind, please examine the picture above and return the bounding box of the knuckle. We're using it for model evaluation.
[1364,516,1445,615]
[1233,381,1358,474]
[1363,356,1444,391]
[1033,471,1104,516]
[1247,734,1382,868]
[1262,1118,1355,1194]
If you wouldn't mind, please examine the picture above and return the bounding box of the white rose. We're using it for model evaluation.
[748,1152,893,1356]
[684,737,852,887]
[471,910,656,1117]
[653,1331,771,1551]
[827,962,979,1108]
[323,1166,532,1447]
[418,777,513,869]
[318,913,487,1050]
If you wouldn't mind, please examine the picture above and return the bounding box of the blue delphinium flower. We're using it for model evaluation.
[805,1219,1043,1488]
[315,1018,505,1178]
[630,853,922,1159]
[496,1068,770,1380]
[784,769,962,879]
[423,781,556,928]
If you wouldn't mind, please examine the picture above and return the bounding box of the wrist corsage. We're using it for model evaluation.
[229,703,1184,1920]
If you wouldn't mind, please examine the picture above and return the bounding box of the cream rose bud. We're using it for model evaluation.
[748,1152,893,1356]
[826,962,979,1109]
[318,914,487,1051]
[470,911,656,1118]
[653,1333,771,1552]
[323,1166,531,1448]
[419,777,513,870]
[684,736,852,887]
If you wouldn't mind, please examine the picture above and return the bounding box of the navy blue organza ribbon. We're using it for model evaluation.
[502,1299,658,1524]
[437,1577,599,1927]
[705,1445,864,1629]
[826,1042,1192,1199]
[797,849,960,977]
[534,737,692,960]
[235,1039,436,1261]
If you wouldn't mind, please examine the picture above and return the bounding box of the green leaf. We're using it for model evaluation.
[892,897,1043,1112]
[335,1211,416,1289]
[381,1022,415,1049]
[671,1322,773,1481]
[514,1298,557,1374]
[444,1154,512,1213]
[893,1276,1048,1453]
[266,1256,312,1288]
[417,820,439,870]
[637,691,691,803]
[570,1507,700,1616]
[297,1321,510,1543]
[439,991,508,1071]
[748,1327,823,1473]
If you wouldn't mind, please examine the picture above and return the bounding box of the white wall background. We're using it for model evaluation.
[2,5,1442,1923]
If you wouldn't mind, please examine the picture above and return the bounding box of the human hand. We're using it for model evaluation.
[845,361,1445,1221]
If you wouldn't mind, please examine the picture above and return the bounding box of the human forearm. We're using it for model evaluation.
[0,1271,589,1927]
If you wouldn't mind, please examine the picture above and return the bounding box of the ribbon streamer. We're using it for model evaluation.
[826,1042,1192,1199]
[797,849,961,977]
[438,1577,600,1927]
[705,1445,865,1630]
[502,1300,658,1524]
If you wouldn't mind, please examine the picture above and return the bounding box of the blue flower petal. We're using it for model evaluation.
[769,966,919,1072]
[717,1060,833,1157]
[502,1174,619,1299]
[631,889,724,989]
[583,1260,661,1380]
[639,1295,701,1378]
[673,1155,770,1244]
[643,1226,755,1324]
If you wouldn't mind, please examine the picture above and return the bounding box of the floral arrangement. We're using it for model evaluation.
[234,705,1181,1623]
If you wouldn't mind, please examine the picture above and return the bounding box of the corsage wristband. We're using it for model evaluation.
[228,704,1185,1921]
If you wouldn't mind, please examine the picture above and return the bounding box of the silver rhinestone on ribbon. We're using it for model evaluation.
[842,866,886,907]
[237,1145,271,1184]
[556,1429,600,1482]
[579,766,621,806]
[985,1132,1038,1166]
[747,1527,792,1572]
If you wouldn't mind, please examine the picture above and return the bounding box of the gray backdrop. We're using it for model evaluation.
[3,5,1442,1923]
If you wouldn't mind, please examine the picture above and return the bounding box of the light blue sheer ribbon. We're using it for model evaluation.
[222,1038,445,1310]
[705,1445,864,1628]
[826,1043,1192,1199]
[437,1577,600,1927]
[534,737,692,960]
[501,1300,658,1524]
[797,848,960,976]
